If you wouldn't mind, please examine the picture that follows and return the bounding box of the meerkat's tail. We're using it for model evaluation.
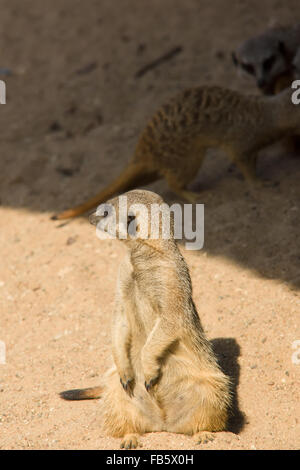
[51,162,160,220]
[59,385,103,400]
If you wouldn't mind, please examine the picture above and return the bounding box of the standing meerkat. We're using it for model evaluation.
[232,24,300,94]
[60,189,231,448]
[53,85,300,220]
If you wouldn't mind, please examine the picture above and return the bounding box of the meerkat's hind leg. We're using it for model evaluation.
[165,173,202,203]
[120,433,141,449]
[101,368,163,445]
[235,150,278,191]
[165,146,207,203]
[231,150,259,184]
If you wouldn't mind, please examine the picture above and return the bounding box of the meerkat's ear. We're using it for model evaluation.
[231,51,238,66]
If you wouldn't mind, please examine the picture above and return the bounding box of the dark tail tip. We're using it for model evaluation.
[59,386,102,400]
[59,389,87,400]
[51,214,58,221]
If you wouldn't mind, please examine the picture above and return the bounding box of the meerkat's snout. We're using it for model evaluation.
[89,205,115,240]
[89,201,139,240]
[89,204,111,226]
[257,76,266,89]
[89,212,101,226]
[256,76,273,95]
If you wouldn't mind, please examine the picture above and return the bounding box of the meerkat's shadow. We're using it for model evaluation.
[210,337,246,434]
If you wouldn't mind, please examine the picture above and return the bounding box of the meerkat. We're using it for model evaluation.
[52,85,300,220]
[60,189,231,448]
[232,24,300,95]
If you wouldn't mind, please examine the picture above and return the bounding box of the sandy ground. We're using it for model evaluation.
[0,0,299,450]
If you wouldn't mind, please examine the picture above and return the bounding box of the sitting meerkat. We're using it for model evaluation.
[232,23,300,94]
[52,85,300,221]
[60,189,231,448]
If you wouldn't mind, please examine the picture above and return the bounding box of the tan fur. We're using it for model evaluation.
[60,190,231,448]
[53,85,300,220]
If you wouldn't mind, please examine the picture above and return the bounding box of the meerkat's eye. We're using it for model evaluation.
[263,55,276,71]
[103,210,109,217]
[241,62,255,75]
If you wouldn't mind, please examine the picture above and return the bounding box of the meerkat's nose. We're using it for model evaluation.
[257,77,266,89]
[89,212,102,226]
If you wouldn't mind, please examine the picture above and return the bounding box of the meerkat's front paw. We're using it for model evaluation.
[119,367,135,397]
[142,357,161,392]
[144,376,159,392]
[120,375,135,397]
[143,366,161,392]
[120,433,141,449]
[194,431,215,445]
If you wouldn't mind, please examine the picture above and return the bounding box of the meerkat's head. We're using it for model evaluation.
[232,35,288,94]
[89,190,175,248]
